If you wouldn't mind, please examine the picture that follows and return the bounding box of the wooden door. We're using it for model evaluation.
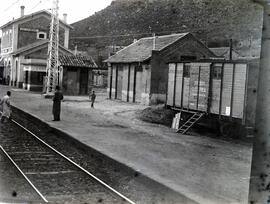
[197,65,210,111]
[67,70,77,95]
[80,69,88,95]
[116,67,123,100]
[135,70,143,102]
[188,63,210,112]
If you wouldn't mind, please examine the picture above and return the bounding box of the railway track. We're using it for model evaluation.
[0,115,136,204]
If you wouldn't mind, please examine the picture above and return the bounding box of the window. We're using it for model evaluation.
[212,64,222,80]
[37,32,47,39]
[183,63,190,77]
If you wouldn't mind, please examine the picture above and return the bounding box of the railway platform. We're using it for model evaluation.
[0,85,252,204]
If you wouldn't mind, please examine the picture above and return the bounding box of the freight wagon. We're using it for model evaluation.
[166,59,259,137]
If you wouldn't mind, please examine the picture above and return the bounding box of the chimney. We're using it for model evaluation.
[63,13,67,23]
[20,6,25,17]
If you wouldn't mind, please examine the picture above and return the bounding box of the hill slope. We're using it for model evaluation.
[70,0,263,60]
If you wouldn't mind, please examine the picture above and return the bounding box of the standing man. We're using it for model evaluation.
[0,91,11,123]
[52,85,63,121]
[90,90,96,108]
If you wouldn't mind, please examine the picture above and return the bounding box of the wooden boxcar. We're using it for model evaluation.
[166,59,259,136]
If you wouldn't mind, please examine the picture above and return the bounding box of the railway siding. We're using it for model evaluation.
[0,115,130,204]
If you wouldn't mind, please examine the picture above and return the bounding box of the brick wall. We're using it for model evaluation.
[25,47,47,59]
[18,15,66,49]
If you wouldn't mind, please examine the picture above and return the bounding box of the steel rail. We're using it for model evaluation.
[1,113,136,204]
[0,145,48,203]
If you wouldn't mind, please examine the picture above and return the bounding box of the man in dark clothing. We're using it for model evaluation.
[52,85,63,121]
[90,91,96,108]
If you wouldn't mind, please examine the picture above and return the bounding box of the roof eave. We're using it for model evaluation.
[60,65,96,68]
[105,60,147,64]
[105,56,151,64]
[0,10,73,29]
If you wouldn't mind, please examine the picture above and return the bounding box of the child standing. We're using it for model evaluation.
[90,91,96,108]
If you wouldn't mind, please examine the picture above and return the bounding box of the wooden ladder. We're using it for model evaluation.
[177,112,205,134]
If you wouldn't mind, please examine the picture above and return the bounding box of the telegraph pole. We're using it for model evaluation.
[248,1,270,203]
[45,0,60,95]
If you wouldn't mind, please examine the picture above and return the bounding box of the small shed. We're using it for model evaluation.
[105,33,216,105]
[59,55,97,95]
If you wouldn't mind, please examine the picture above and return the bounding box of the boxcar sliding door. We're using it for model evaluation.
[188,63,211,112]
[167,63,184,108]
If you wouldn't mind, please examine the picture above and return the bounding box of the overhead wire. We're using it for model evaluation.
[3,0,20,12]
[30,0,43,12]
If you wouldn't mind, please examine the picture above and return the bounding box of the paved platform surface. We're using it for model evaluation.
[0,85,252,204]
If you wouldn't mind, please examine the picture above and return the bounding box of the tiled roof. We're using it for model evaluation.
[12,40,73,56]
[59,55,97,68]
[105,33,189,63]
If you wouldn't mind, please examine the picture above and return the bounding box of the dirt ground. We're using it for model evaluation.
[0,86,253,204]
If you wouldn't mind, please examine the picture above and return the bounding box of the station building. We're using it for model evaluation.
[0,6,72,91]
[105,33,216,105]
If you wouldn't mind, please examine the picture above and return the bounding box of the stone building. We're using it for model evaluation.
[105,33,216,105]
[0,7,72,91]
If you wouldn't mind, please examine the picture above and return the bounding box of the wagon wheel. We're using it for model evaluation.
[220,122,238,138]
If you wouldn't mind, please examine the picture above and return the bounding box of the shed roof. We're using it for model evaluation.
[59,55,97,68]
[105,33,189,63]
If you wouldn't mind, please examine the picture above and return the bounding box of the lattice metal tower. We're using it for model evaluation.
[45,0,60,94]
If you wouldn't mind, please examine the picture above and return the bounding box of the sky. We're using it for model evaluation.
[0,0,112,28]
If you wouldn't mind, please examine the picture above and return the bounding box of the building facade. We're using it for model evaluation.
[105,33,216,105]
[0,7,72,91]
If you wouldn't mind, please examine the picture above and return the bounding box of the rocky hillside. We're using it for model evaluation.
[70,0,263,61]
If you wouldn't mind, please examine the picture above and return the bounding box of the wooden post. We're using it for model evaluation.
[248,2,270,203]
[229,39,233,60]
[181,63,185,108]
